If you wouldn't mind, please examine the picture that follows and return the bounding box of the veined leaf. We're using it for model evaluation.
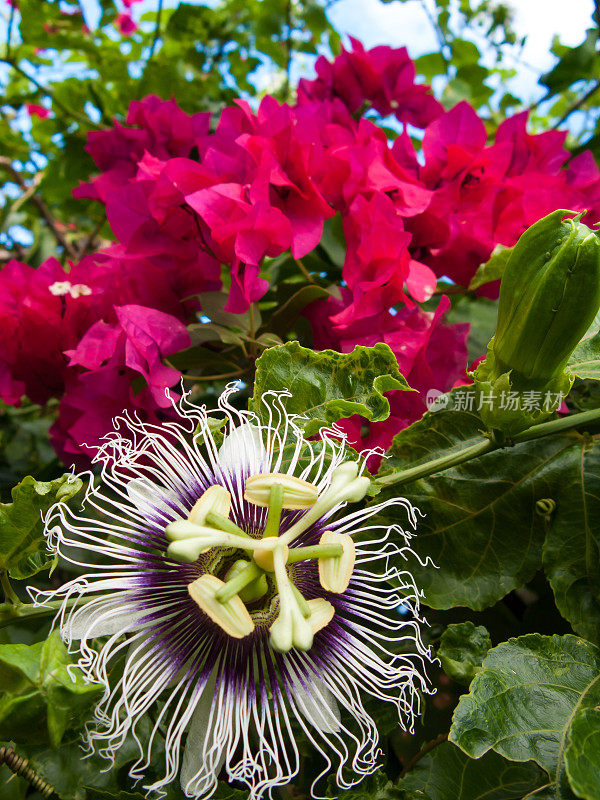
[251,341,412,436]
[0,473,83,579]
[450,634,600,798]
[400,741,547,800]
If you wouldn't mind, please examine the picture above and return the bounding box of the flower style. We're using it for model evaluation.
[33,387,432,799]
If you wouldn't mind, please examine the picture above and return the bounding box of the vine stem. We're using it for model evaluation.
[398,733,448,778]
[1,570,20,605]
[375,407,600,488]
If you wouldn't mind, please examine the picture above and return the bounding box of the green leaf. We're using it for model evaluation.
[400,741,547,800]
[267,284,331,338]
[445,297,497,362]
[568,330,600,380]
[540,29,599,94]
[0,630,102,747]
[564,707,600,800]
[438,622,492,685]
[450,634,600,795]
[251,342,412,436]
[377,400,575,609]
[0,473,83,579]
[333,770,423,798]
[0,764,27,800]
[415,52,448,81]
[543,435,600,643]
[468,245,511,291]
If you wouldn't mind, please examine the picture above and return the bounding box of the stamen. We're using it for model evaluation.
[279,461,371,546]
[286,543,344,564]
[263,483,284,538]
[166,521,278,563]
[244,473,319,509]
[306,598,335,633]
[290,583,311,618]
[317,532,355,593]
[188,485,231,525]
[187,574,254,638]
[204,512,251,538]
[216,561,267,604]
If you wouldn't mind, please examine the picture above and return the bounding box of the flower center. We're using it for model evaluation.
[164,462,370,653]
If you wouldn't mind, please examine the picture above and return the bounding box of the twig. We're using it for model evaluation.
[5,2,15,60]
[433,283,468,296]
[0,156,79,259]
[77,216,105,259]
[283,0,294,99]
[1,571,20,605]
[147,0,164,60]
[375,406,600,488]
[552,79,600,129]
[0,58,102,128]
[399,733,448,778]
[295,257,315,284]
[419,0,451,65]
[183,368,249,381]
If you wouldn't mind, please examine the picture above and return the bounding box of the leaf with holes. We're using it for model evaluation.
[251,341,412,436]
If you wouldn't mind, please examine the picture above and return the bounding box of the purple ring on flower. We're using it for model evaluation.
[30,385,432,799]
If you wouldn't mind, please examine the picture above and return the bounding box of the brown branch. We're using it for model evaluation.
[147,0,164,60]
[5,2,15,60]
[77,216,105,259]
[0,157,79,259]
[0,58,102,128]
[419,0,451,65]
[398,733,448,778]
[552,79,600,129]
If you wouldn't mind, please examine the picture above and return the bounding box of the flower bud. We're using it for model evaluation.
[474,210,600,433]
[494,210,600,382]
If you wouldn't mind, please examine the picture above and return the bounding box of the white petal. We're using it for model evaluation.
[126,477,185,520]
[180,672,226,796]
[218,422,266,476]
[291,672,341,734]
[64,600,147,640]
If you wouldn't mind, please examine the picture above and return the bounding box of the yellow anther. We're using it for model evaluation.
[188,485,231,525]
[187,574,254,638]
[244,473,319,509]
[318,531,355,593]
[307,598,335,633]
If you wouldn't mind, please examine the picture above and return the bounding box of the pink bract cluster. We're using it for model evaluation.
[2,40,599,467]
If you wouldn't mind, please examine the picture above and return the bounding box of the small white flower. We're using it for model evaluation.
[32,386,432,799]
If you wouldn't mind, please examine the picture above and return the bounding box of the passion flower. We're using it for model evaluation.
[31,387,432,799]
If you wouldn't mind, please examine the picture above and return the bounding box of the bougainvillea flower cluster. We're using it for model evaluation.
[1,40,599,465]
